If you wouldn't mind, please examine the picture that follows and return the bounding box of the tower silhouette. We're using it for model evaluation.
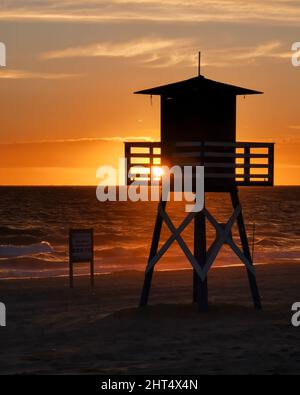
[125,73,274,311]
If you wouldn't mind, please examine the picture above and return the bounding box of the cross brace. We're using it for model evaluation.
[140,189,262,311]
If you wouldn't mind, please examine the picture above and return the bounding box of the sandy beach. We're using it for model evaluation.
[0,262,300,375]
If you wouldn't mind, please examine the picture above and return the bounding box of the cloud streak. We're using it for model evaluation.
[204,41,293,67]
[0,69,80,79]
[0,0,300,25]
[42,37,293,68]
[43,37,187,61]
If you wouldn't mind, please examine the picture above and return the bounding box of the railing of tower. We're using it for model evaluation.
[124,141,275,187]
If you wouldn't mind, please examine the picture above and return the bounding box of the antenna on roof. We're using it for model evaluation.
[198,52,201,76]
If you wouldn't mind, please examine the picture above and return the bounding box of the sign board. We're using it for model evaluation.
[69,229,94,288]
[70,229,93,263]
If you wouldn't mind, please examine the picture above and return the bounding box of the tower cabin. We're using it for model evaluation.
[124,73,275,311]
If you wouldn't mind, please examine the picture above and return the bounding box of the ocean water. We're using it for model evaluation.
[0,186,299,279]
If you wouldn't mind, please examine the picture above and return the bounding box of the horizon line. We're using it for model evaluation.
[0,185,299,188]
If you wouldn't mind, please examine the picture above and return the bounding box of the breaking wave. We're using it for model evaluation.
[0,241,54,258]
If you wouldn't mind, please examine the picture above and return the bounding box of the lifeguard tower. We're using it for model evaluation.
[124,67,274,312]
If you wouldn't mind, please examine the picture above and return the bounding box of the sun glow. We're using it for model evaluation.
[152,166,163,179]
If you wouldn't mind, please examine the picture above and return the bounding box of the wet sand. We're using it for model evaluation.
[1,263,300,375]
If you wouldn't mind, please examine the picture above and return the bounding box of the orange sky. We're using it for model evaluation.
[0,1,300,185]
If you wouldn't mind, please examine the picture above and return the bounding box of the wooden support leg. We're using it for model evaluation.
[193,269,198,303]
[194,209,208,312]
[140,200,167,307]
[69,260,73,289]
[230,189,262,310]
[90,259,94,288]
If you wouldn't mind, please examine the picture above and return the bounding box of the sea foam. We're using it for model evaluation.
[0,241,54,258]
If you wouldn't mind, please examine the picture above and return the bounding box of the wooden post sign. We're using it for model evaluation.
[69,229,94,288]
